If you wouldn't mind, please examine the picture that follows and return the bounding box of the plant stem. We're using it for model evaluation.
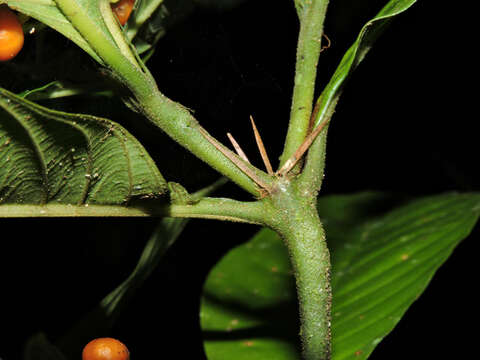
[0,198,265,223]
[279,0,330,169]
[265,179,331,360]
[54,0,272,197]
[134,84,273,196]
[168,197,265,224]
[298,96,338,195]
[288,212,331,360]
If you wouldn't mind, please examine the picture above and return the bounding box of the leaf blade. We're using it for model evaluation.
[200,193,480,360]
[0,87,166,206]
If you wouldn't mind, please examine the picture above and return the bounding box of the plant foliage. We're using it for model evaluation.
[201,193,480,360]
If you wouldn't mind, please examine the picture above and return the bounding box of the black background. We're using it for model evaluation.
[0,0,478,359]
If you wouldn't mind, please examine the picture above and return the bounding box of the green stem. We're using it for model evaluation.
[298,96,338,195]
[53,0,140,70]
[0,198,265,224]
[98,0,139,65]
[279,0,330,169]
[134,84,273,196]
[288,212,331,360]
[168,198,265,224]
[54,0,272,197]
[265,179,332,360]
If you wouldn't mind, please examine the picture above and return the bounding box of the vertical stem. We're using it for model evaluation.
[289,212,331,360]
[279,0,330,169]
[299,97,338,195]
[267,181,332,360]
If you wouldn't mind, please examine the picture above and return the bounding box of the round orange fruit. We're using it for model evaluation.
[111,0,135,26]
[0,5,24,62]
[82,337,130,360]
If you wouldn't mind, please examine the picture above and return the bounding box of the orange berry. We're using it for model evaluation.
[111,0,135,26]
[0,5,24,62]
[82,338,130,360]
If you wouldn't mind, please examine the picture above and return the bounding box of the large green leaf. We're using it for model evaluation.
[0,87,166,206]
[200,193,480,360]
[312,0,417,129]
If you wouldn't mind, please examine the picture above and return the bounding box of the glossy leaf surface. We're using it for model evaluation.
[0,87,166,206]
[201,192,480,360]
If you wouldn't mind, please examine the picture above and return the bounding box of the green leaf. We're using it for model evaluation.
[0,87,166,206]
[201,227,299,360]
[0,0,102,63]
[24,333,67,360]
[312,0,417,129]
[19,81,113,101]
[18,81,64,99]
[200,193,480,360]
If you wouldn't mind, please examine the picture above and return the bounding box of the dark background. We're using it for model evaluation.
[0,0,477,359]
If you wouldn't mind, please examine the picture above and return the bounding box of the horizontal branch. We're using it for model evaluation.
[0,197,265,224]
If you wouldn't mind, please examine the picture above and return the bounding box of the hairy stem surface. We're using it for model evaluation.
[265,179,331,360]
[0,198,265,224]
[279,0,330,169]
[134,85,273,196]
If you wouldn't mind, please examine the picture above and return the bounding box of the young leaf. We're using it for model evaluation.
[0,87,166,206]
[312,0,417,129]
[18,81,113,101]
[200,193,480,360]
